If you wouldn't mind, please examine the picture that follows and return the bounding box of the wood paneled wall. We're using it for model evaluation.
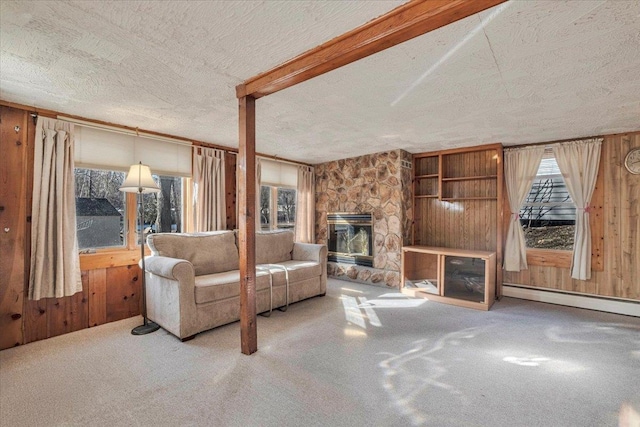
[503,132,640,301]
[0,106,29,349]
[225,152,237,230]
[21,266,141,343]
[417,199,499,251]
[0,105,239,350]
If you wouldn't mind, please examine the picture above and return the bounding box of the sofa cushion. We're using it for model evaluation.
[147,231,238,276]
[258,260,322,287]
[194,270,271,304]
[255,230,294,264]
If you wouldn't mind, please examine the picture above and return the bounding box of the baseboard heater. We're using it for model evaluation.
[502,284,640,317]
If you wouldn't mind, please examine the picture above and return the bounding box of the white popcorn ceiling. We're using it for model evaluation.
[1,0,639,164]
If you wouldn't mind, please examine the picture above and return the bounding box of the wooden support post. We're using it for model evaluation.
[238,95,257,355]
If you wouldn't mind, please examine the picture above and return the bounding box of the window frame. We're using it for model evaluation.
[260,184,297,231]
[520,150,604,271]
[520,154,576,254]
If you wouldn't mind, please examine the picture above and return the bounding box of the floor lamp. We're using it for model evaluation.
[120,162,161,335]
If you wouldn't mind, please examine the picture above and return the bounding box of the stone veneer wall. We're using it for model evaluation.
[315,149,413,288]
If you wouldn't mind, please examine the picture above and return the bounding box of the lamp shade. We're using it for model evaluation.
[119,162,161,193]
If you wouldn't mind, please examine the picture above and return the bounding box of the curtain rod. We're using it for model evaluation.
[58,115,194,147]
[257,155,312,168]
[205,151,312,169]
[504,144,554,152]
[504,136,604,152]
[60,115,313,167]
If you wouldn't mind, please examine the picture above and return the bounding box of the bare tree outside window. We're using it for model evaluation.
[261,185,296,230]
[140,175,183,240]
[520,156,575,250]
[277,188,296,229]
[260,185,271,230]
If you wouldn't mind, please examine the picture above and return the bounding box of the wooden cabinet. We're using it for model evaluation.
[401,246,496,310]
[411,143,503,297]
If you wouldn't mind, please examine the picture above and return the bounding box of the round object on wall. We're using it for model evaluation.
[624,147,640,174]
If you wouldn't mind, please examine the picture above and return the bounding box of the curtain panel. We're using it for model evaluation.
[553,138,602,280]
[503,146,545,272]
[29,117,82,300]
[295,165,315,243]
[193,147,226,231]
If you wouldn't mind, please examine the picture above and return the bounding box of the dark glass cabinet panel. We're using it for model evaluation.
[443,256,485,303]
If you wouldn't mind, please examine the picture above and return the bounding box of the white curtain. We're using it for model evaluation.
[29,117,82,300]
[256,158,262,231]
[193,147,226,231]
[295,165,315,243]
[503,146,545,272]
[553,138,602,280]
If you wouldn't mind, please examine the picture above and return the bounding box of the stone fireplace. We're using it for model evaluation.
[315,149,413,288]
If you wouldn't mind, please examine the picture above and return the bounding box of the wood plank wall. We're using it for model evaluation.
[0,106,28,349]
[417,199,498,252]
[0,105,239,350]
[225,152,237,230]
[503,132,640,301]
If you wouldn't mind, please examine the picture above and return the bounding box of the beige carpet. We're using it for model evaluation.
[1,278,639,427]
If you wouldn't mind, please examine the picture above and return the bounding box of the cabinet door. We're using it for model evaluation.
[402,250,439,295]
[442,255,486,303]
[0,106,28,349]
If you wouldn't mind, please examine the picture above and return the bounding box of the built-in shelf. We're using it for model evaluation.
[411,144,504,299]
[441,175,498,182]
[414,156,440,198]
[441,197,497,201]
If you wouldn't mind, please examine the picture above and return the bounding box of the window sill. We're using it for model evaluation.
[526,249,572,269]
[79,248,142,270]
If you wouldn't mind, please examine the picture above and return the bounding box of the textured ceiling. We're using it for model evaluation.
[1,0,639,164]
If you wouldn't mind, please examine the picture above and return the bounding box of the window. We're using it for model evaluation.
[259,159,298,231]
[520,154,575,250]
[260,185,296,231]
[75,169,186,249]
[75,168,126,249]
[74,124,192,251]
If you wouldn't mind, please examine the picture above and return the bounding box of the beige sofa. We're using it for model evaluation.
[144,230,327,341]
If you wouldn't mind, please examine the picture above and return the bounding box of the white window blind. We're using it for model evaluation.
[260,158,297,188]
[74,125,192,177]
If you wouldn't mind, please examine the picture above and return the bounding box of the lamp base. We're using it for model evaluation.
[131,320,160,335]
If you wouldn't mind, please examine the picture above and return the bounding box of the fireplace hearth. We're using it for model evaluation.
[327,213,373,267]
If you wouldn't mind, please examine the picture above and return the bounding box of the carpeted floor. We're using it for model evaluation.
[1,278,639,427]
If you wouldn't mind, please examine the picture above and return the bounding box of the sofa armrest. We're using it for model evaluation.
[293,243,328,295]
[142,256,198,339]
[292,243,327,263]
[144,256,195,282]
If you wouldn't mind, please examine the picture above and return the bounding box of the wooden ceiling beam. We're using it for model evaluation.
[236,0,507,99]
